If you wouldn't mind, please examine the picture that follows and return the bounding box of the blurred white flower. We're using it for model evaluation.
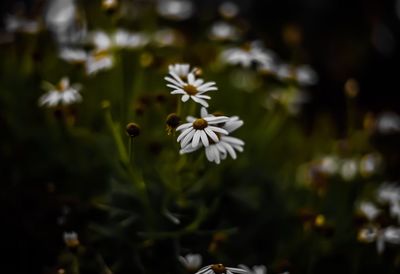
[276,64,318,86]
[376,112,400,134]
[63,231,79,247]
[319,156,339,175]
[195,264,247,274]
[113,29,149,49]
[359,201,380,221]
[153,28,184,47]
[5,15,40,34]
[377,226,400,254]
[219,2,239,18]
[209,21,238,41]
[358,225,400,254]
[165,71,217,108]
[59,47,88,64]
[221,41,276,69]
[45,0,86,45]
[157,0,193,21]
[359,153,381,177]
[340,159,358,181]
[176,112,229,148]
[238,264,267,274]
[377,183,400,205]
[85,51,114,75]
[39,77,82,107]
[179,253,202,271]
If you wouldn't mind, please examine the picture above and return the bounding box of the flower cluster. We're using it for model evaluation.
[356,182,400,254]
[165,64,244,164]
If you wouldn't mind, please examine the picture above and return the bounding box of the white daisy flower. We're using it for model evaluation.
[85,50,114,75]
[165,71,217,108]
[204,115,244,164]
[168,63,198,80]
[39,77,82,107]
[195,264,247,274]
[238,265,267,274]
[180,108,244,164]
[179,253,202,271]
[176,112,229,148]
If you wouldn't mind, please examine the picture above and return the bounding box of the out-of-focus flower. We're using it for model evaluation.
[340,159,358,181]
[113,29,149,49]
[377,183,400,205]
[264,87,309,115]
[59,47,88,64]
[209,21,239,41]
[359,153,381,177]
[5,15,40,34]
[344,78,359,98]
[90,30,149,51]
[45,0,87,45]
[219,2,239,19]
[176,112,229,148]
[85,50,114,75]
[238,265,266,274]
[156,0,193,21]
[319,156,339,175]
[377,182,400,222]
[165,70,217,108]
[359,225,400,254]
[221,41,276,69]
[276,64,318,86]
[376,112,400,134]
[359,202,381,221]
[39,77,82,107]
[102,0,118,12]
[179,254,202,272]
[194,264,247,274]
[63,231,80,247]
[153,28,185,47]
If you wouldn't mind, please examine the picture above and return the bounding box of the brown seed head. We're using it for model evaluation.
[192,118,208,130]
[211,264,226,274]
[166,113,181,129]
[183,84,198,95]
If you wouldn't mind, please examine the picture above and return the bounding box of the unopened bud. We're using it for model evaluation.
[166,113,181,129]
[126,123,141,137]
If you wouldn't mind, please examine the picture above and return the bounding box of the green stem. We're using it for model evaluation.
[176,98,182,116]
[129,137,134,164]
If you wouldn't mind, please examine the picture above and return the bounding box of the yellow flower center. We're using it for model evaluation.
[183,84,198,95]
[211,264,226,274]
[192,118,208,130]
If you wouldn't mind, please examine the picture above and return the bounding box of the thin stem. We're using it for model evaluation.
[176,98,182,117]
[129,137,134,164]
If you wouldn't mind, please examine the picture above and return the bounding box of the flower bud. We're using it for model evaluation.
[126,122,141,137]
[166,113,181,129]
